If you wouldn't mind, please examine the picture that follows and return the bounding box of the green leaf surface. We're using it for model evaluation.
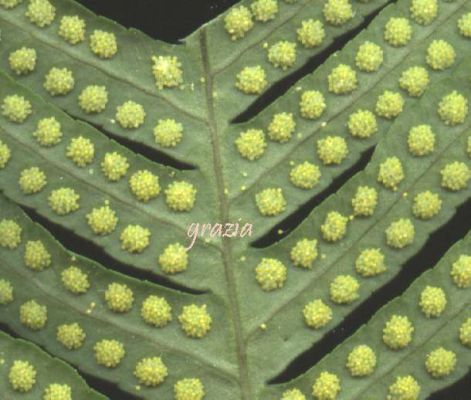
[0,330,106,399]
[238,73,471,387]
[0,0,391,166]
[227,0,471,235]
[2,0,468,234]
[264,231,471,400]
[0,63,469,399]
[0,0,208,166]
[0,193,240,399]
[0,71,222,292]
[0,0,470,399]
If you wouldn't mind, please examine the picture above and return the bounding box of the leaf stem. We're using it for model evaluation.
[199,28,253,400]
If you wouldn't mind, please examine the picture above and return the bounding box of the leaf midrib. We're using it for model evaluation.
[199,28,253,400]
[200,2,468,396]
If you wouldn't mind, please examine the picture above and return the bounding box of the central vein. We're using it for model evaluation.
[199,28,252,400]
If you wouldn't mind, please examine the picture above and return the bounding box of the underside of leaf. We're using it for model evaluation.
[0,0,470,399]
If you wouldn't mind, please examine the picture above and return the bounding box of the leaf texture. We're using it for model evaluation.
[264,230,471,399]
[0,0,392,166]
[238,73,471,388]
[0,0,470,399]
[0,193,242,399]
[0,330,106,399]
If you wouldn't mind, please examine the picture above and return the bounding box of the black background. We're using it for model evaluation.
[61,1,471,399]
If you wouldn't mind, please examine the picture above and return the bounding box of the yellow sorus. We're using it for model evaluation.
[165,181,197,212]
[141,295,172,327]
[236,65,268,95]
[20,299,47,330]
[61,266,90,294]
[311,371,341,400]
[437,91,468,126]
[174,378,205,400]
[134,357,168,387]
[66,136,95,167]
[0,219,22,249]
[120,225,151,253]
[255,187,286,216]
[235,129,267,160]
[251,0,278,22]
[387,375,420,400]
[323,0,353,26]
[385,218,415,249]
[268,112,296,143]
[346,345,377,377]
[115,101,146,129]
[375,90,404,119]
[48,187,80,215]
[321,211,348,242]
[101,152,129,181]
[303,299,332,329]
[33,117,62,147]
[425,347,457,378]
[383,315,414,349]
[154,119,183,147]
[407,125,435,156]
[8,47,37,75]
[58,15,86,44]
[104,282,134,313]
[56,322,86,350]
[151,55,183,89]
[330,274,359,304]
[89,30,118,59]
[19,167,47,194]
[78,85,108,114]
[25,0,55,28]
[43,383,72,400]
[2,95,32,123]
[255,257,287,290]
[24,240,51,271]
[224,6,254,40]
[94,339,125,368]
[384,17,412,47]
[43,67,75,96]
[8,360,37,392]
[86,204,118,235]
[159,243,188,274]
[317,136,348,165]
[129,170,161,202]
[178,304,212,338]
[327,64,357,94]
[297,19,325,48]
[377,156,404,190]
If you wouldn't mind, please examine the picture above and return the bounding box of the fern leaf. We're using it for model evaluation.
[228,0,471,233]
[265,230,471,399]
[0,0,470,399]
[0,0,391,166]
[0,71,218,291]
[0,330,106,399]
[237,74,471,385]
[0,193,240,398]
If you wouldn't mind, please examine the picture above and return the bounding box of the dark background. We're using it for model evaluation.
[79,0,240,43]
[64,1,470,399]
